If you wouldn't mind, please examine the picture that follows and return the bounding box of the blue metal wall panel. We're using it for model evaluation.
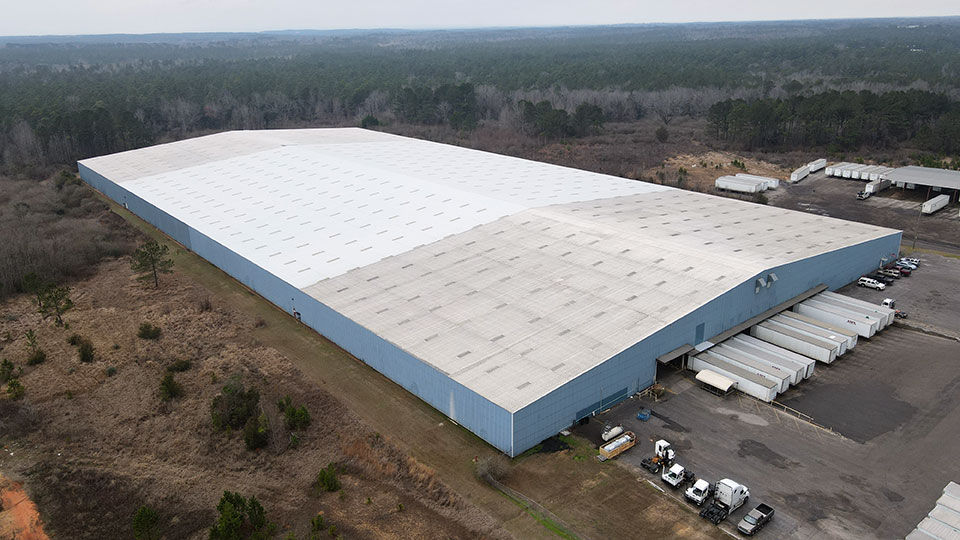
[512,233,901,455]
[78,165,514,454]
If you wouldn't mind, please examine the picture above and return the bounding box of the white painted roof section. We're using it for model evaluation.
[307,188,897,412]
[81,129,667,287]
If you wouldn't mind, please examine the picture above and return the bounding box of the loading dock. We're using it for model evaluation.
[689,353,779,402]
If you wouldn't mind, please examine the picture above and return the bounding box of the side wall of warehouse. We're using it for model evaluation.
[78,165,515,454]
[511,232,901,454]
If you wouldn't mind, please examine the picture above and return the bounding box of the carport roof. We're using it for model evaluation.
[887,166,960,190]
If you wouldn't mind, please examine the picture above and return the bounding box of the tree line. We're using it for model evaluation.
[4,20,960,173]
[706,90,960,154]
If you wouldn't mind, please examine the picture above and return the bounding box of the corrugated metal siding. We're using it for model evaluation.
[79,164,514,454]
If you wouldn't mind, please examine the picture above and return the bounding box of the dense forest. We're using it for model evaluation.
[2,18,960,174]
[707,90,960,153]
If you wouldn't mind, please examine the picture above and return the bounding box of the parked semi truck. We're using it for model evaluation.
[699,479,750,524]
[641,439,676,473]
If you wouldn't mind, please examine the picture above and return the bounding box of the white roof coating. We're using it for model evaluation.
[81,129,666,287]
[81,128,899,413]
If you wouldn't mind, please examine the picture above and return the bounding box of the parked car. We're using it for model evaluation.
[858,277,886,290]
[896,266,912,276]
[867,273,894,284]
[895,260,917,270]
[877,268,900,279]
[901,257,921,266]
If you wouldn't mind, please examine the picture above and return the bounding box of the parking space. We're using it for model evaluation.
[578,322,960,539]
[836,252,960,338]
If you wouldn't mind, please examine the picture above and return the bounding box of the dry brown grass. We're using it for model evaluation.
[0,171,135,299]
[0,259,500,539]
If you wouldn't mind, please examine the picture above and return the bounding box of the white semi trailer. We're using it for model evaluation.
[735,173,779,189]
[817,291,894,327]
[731,334,815,379]
[751,322,839,363]
[790,165,809,182]
[795,299,880,338]
[778,311,858,349]
[716,176,764,193]
[922,194,950,215]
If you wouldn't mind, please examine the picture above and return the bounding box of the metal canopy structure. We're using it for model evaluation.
[78,128,902,455]
[695,370,737,393]
[887,166,960,191]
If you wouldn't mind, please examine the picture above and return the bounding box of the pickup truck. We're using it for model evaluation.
[737,503,774,535]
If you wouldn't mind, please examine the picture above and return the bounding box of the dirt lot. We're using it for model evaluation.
[643,150,789,194]
[0,258,502,539]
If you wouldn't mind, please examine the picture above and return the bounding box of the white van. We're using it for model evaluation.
[857,277,886,290]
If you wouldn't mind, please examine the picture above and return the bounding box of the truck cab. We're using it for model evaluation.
[685,479,714,506]
[661,463,687,488]
[700,478,750,524]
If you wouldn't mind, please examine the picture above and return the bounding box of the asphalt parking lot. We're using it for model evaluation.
[836,252,960,339]
[576,254,960,539]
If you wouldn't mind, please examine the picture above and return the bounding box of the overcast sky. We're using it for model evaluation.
[3,0,958,36]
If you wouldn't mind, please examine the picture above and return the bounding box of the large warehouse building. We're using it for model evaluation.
[78,129,902,456]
